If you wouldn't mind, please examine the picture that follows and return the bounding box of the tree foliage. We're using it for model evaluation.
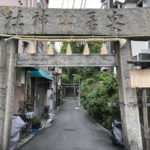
[73,74,82,83]
[62,67,101,82]
[81,72,120,129]
[61,42,102,54]
[61,74,69,83]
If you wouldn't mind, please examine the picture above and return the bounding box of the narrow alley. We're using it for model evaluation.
[19,97,123,150]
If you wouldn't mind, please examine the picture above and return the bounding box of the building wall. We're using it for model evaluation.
[0,0,49,115]
[124,3,137,8]
[0,0,27,7]
[34,78,48,115]
[0,0,48,8]
[13,68,26,114]
[13,87,24,114]
[143,0,150,7]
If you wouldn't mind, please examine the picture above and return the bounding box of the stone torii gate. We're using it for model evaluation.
[0,6,149,150]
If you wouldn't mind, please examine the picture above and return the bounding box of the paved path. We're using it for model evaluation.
[20,97,123,150]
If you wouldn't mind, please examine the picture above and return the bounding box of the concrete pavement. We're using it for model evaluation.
[19,97,123,150]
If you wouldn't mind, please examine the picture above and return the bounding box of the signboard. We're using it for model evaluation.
[131,69,150,88]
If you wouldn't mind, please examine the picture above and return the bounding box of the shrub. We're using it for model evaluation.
[32,116,41,129]
[81,72,120,130]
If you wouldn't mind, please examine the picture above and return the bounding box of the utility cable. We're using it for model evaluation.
[101,3,104,9]
[84,0,87,8]
[80,0,84,9]
[61,0,65,8]
[100,0,103,9]
[72,0,76,9]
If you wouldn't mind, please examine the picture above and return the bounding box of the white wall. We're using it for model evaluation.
[0,0,28,7]
[124,3,137,8]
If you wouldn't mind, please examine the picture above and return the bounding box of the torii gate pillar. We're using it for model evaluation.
[0,38,17,150]
[116,40,143,150]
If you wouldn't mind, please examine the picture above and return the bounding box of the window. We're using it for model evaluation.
[143,0,147,7]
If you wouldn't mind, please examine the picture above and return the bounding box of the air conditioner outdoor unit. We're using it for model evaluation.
[136,49,150,61]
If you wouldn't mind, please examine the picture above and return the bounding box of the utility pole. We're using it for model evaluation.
[78,78,81,107]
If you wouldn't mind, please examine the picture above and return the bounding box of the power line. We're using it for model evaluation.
[80,0,84,9]
[61,0,65,8]
[84,0,87,8]
[72,0,76,9]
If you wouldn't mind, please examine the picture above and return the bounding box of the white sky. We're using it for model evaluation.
[49,0,102,9]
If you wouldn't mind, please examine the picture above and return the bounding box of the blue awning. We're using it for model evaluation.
[30,69,53,81]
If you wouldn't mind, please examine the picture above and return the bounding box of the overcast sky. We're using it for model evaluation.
[49,0,102,9]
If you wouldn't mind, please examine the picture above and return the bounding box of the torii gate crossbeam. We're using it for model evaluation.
[0,7,149,37]
[16,54,116,67]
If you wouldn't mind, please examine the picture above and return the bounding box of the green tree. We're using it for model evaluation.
[73,74,82,83]
[81,72,120,129]
[61,42,102,54]
[61,74,69,83]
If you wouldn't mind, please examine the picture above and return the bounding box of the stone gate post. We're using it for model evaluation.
[0,38,18,150]
[116,40,143,150]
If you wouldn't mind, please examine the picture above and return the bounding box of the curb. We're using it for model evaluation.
[81,105,111,137]
[17,135,34,149]
[17,106,62,149]
[17,119,54,149]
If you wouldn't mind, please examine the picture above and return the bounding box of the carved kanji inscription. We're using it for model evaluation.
[3,9,24,34]
[57,14,76,31]
[86,11,98,30]
[33,11,49,25]
[106,10,125,33]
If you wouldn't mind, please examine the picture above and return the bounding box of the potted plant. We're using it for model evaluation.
[32,116,41,129]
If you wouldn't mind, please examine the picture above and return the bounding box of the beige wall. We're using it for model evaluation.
[13,68,26,114]
[0,0,28,7]
[13,87,24,114]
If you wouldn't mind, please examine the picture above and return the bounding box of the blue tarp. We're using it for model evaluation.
[30,69,53,81]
